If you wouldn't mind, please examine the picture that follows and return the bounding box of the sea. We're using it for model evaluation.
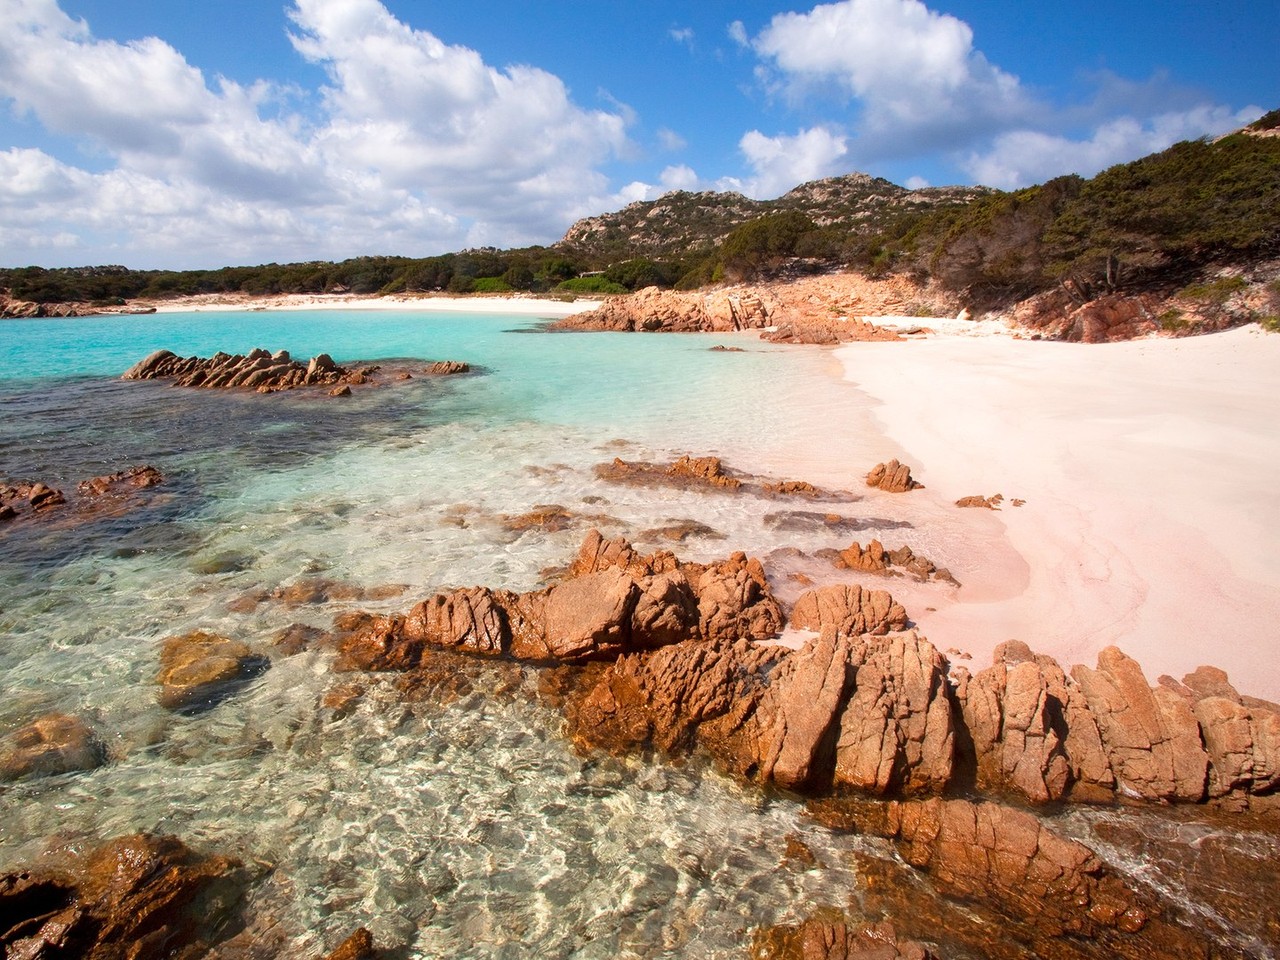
[0,308,1274,958]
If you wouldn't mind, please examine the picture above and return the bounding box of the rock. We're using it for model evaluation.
[330,384,352,397]
[0,713,106,781]
[324,928,378,960]
[685,551,783,642]
[788,583,908,636]
[957,642,1072,803]
[1071,647,1207,802]
[865,460,921,493]
[403,585,511,656]
[27,482,66,512]
[425,360,470,375]
[752,914,935,960]
[539,568,638,660]
[76,465,164,497]
[595,455,743,491]
[0,833,247,960]
[829,631,954,795]
[122,347,368,391]
[955,493,1003,509]
[761,479,818,496]
[156,631,269,713]
[833,541,947,584]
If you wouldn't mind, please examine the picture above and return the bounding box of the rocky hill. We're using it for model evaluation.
[557,174,990,262]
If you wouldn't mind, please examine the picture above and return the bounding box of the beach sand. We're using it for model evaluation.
[839,323,1280,700]
[139,291,602,317]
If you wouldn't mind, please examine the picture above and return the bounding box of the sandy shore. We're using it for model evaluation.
[838,323,1280,700]
[133,291,603,317]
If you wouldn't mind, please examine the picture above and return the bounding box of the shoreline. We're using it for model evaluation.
[126,291,605,317]
[837,322,1280,700]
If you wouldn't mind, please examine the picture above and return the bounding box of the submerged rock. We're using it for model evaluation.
[156,631,269,713]
[0,833,247,960]
[0,712,106,781]
[752,914,936,960]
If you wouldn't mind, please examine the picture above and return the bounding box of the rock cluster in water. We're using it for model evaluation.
[121,348,474,393]
[865,458,922,492]
[333,529,1280,817]
[1,466,163,526]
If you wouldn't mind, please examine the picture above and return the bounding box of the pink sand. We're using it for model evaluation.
[838,324,1280,700]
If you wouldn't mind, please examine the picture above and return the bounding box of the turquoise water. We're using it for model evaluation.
[0,308,901,958]
[1,309,1267,958]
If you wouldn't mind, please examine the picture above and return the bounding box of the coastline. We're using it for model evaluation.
[838,322,1280,700]
[130,291,605,317]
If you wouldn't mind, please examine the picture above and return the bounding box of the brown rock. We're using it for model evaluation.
[1071,646,1207,801]
[830,632,954,795]
[788,583,908,637]
[402,586,510,656]
[752,914,934,960]
[0,833,246,960]
[76,465,164,497]
[425,360,471,375]
[958,642,1072,803]
[540,568,638,660]
[122,347,366,391]
[955,493,1003,509]
[324,928,378,960]
[686,551,783,642]
[865,460,921,493]
[330,384,352,397]
[156,631,268,712]
[0,713,105,781]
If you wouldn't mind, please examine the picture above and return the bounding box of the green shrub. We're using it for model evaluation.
[471,276,513,293]
[1158,307,1190,332]
[555,276,628,294]
[1259,314,1280,333]
[1176,275,1247,304]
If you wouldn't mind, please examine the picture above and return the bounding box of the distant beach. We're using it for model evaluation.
[134,291,604,317]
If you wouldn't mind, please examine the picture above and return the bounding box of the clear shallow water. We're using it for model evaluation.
[1,310,1272,958]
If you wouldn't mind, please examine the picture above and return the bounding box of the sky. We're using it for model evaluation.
[1,0,1275,270]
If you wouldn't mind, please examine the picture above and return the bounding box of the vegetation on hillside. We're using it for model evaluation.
[4,116,1277,311]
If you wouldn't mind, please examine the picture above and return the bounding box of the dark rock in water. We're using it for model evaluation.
[323,927,379,960]
[809,796,1224,960]
[123,347,364,392]
[424,360,470,375]
[156,631,269,713]
[0,833,247,960]
[1,481,67,521]
[752,913,936,960]
[77,465,163,497]
[0,712,106,781]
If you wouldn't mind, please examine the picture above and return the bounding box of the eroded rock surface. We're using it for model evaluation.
[0,713,105,781]
[156,631,269,713]
[0,833,247,960]
[865,460,921,493]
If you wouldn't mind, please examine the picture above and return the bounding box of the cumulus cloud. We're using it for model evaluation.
[751,0,1029,151]
[719,127,850,199]
[669,27,694,47]
[963,105,1263,189]
[657,127,688,152]
[0,0,631,266]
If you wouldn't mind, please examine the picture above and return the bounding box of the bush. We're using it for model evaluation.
[471,277,513,293]
[555,276,628,294]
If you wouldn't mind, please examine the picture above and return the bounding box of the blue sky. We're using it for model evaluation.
[1,0,1274,270]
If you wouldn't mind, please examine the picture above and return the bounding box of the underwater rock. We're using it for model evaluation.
[156,631,269,713]
[0,713,105,781]
[0,833,247,960]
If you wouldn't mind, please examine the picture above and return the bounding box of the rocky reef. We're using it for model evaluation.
[1,465,164,527]
[121,349,473,393]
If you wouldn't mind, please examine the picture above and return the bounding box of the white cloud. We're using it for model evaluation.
[751,0,1029,146]
[669,27,694,47]
[0,0,632,267]
[963,105,1263,189]
[721,127,850,199]
[660,165,701,190]
[657,127,687,152]
[727,20,749,47]
[904,175,930,190]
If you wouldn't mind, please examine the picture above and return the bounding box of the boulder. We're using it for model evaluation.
[788,583,908,637]
[0,833,246,960]
[752,914,935,960]
[0,713,105,781]
[402,585,510,656]
[76,465,163,497]
[865,460,921,493]
[1071,647,1208,802]
[156,631,269,713]
[425,360,470,375]
[122,347,367,391]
